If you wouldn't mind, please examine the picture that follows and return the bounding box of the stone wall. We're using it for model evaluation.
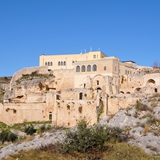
[53,69,74,90]
[52,100,98,127]
[0,103,46,125]
[107,95,138,114]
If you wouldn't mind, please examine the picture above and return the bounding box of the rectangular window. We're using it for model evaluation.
[93,55,96,58]
[97,80,99,85]
[104,66,106,70]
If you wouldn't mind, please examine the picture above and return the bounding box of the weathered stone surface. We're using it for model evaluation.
[10,129,26,137]
[153,107,160,120]
[106,110,139,128]
[0,129,65,159]
[129,133,160,154]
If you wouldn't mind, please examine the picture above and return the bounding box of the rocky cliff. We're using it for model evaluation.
[3,67,56,103]
[100,93,160,155]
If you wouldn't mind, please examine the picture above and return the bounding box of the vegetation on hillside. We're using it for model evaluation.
[15,71,54,84]
[3,118,160,160]
[0,77,12,84]
[0,88,4,103]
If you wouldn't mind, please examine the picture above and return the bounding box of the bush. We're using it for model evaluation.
[24,125,36,135]
[39,124,46,133]
[0,130,18,144]
[58,118,127,154]
[0,130,8,144]
[8,132,18,142]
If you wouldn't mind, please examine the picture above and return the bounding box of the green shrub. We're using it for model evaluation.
[40,125,46,133]
[8,132,18,142]
[58,118,127,154]
[0,130,8,144]
[24,125,36,135]
[0,130,18,144]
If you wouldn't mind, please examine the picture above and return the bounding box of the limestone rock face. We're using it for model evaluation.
[107,110,139,128]
[3,66,56,103]
[153,107,160,120]
[100,94,160,155]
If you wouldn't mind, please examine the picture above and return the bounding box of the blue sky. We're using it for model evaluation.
[0,0,160,76]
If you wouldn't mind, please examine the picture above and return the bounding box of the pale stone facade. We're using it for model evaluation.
[0,51,160,127]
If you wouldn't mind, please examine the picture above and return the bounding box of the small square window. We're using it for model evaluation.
[93,55,96,58]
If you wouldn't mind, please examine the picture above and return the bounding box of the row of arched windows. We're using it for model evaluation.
[45,62,53,66]
[58,61,66,66]
[76,64,97,72]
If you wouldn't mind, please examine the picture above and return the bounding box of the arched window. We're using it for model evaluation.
[61,61,63,66]
[58,61,60,66]
[81,65,85,72]
[50,62,53,66]
[93,64,97,71]
[87,65,91,72]
[45,62,47,66]
[49,112,52,120]
[76,66,80,72]
[72,61,75,65]
[48,62,50,66]
[64,61,66,66]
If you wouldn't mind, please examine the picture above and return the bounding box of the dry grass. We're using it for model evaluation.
[151,100,158,108]
[144,123,149,134]
[135,100,152,112]
[151,93,160,98]
[3,142,160,160]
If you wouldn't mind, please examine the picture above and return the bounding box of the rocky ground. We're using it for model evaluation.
[100,94,160,155]
[0,94,160,159]
[0,129,65,159]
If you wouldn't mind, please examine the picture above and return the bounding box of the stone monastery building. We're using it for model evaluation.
[0,51,160,127]
[40,51,137,92]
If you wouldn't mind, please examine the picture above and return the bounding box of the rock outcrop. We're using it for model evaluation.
[100,94,160,155]
[3,66,55,103]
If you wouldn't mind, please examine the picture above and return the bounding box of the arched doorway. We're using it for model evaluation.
[49,112,52,120]
[146,79,156,87]
[96,87,102,93]
[79,92,83,100]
